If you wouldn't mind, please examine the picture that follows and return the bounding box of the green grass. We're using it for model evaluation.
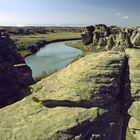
[11,32,81,47]
[65,41,86,51]
[19,50,32,57]
[65,40,107,57]
[11,32,81,57]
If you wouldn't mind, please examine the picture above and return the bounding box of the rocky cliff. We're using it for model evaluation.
[0,31,34,108]
[0,47,140,140]
[81,25,140,52]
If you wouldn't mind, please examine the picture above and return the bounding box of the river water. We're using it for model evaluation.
[25,40,82,78]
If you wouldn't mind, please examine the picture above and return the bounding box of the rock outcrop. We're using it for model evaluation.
[125,49,140,140]
[0,31,34,108]
[81,26,95,45]
[0,50,133,140]
[131,30,140,47]
[94,24,111,37]
[81,24,135,51]
[112,32,133,52]
[0,27,140,140]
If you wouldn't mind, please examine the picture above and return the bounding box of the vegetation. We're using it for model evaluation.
[65,40,107,62]
[65,41,85,51]
[11,32,81,57]
[0,26,82,35]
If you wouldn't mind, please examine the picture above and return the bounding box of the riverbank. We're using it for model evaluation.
[65,40,85,51]
[11,32,81,57]
[25,40,82,81]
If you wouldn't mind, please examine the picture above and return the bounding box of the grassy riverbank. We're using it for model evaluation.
[11,32,81,57]
[65,41,85,51]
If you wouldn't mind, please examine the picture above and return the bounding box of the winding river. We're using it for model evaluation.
[25,40,82,78]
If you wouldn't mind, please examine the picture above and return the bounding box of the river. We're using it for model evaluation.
[25,40,82,78]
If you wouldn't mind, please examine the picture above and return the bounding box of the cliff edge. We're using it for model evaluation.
[0,48,139,140]
[0,31,34,108]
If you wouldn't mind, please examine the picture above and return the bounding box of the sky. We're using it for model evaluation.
[0,0,139,27]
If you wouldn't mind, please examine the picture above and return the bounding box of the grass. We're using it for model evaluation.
[65,41,106,52]
[11,32,81,57]
[19,50,32,57]
[65,41,86,51]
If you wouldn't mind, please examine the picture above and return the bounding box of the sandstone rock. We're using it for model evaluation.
[128,101,140,121]
[92,32,100,46]
[106,35,115,50]
[81,26,94,45]
[125,49,140,100]
[127,117,140,140]
[32,52,126,107]
[125,49,140,140]
[81,25,136,52]
[95,24,111,37]
[112,32,133,51]
[0,51,126,140]
[98,38,107,48]
[0,32,34,108]
[84,26,95,33]
[131,31,140,47]
[110,26,121,35]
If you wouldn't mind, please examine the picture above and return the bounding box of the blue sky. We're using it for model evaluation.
[0,0,139,27]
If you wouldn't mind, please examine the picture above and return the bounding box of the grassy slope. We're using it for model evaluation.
[65,41,85,51]
[11,32,81,57]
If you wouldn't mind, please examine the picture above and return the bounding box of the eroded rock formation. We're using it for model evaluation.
[0,48,140,140]
[81,24,139,51]
[81,26,95,45]
[0,31,34,108]
[131,29,140,47]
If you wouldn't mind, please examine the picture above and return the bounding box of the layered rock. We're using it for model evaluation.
[81,26,94,45]
[81,25,135,52]
[125,49,140,140]
[0,51,127,140]
[94,24,111,37]
[0,31,34,108]
[131,30,140,47]
[112,32,133,52]
[106,34,115,50]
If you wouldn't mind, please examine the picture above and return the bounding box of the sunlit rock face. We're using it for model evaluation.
[0,31,34,108]
[0,50,129,140]
[125,49,140,140]
[81,24,136,51]
[131,29,140,47]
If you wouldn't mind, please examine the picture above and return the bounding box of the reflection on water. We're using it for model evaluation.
[25,40,82,78]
